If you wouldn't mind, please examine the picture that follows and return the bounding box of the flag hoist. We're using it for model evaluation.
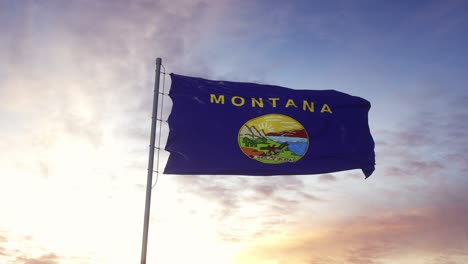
[140,57,162,264]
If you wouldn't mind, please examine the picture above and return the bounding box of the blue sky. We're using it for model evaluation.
[1,1,467,263]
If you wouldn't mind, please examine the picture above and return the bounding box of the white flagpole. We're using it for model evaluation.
[141,57,162,264]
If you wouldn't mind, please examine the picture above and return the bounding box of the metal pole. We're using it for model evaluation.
[141,57,162,264]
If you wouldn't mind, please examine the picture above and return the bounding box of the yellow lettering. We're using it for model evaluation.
[210,94,224,104]
[321,104,333,114]
[232,96,245,106]
[285,99,298,108]
[268,98,280,108]
[303,101,314,112]
[251,98,264,108]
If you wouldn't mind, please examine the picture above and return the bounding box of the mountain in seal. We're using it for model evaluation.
[240,125,267,138]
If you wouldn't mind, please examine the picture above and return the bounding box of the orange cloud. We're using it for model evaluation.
[234,196,468,264]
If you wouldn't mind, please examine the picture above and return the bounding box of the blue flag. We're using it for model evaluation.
[164,74,375,178]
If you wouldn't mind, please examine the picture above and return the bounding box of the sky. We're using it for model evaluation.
[1,0,468,263]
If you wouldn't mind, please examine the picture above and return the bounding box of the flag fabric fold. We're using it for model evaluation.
[164,73,375,178]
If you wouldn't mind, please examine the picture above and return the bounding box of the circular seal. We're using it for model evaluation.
[238,114,309,164]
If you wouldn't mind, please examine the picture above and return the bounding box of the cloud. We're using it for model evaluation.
[405,0,468,37]
[0,233,9,257]
[0,232,63,264]
[174,175,324,242]
[375,90,468,183]
[176,175,323,216]
[236,185,468,263]
[16,253,60,264]
[319,174,337,182]
[0,236,5,256]
[384,160,445,179]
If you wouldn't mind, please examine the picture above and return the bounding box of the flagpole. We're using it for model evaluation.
[141,57,162,264]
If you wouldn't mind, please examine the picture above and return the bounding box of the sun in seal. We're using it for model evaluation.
[238,114,309,164]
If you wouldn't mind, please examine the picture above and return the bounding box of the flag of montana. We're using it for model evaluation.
[164,74,375,178]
